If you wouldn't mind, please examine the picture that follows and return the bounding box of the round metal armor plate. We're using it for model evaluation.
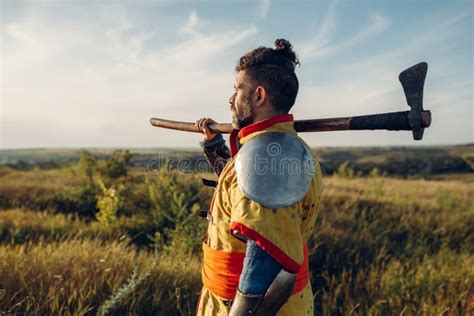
[235,132,316,208]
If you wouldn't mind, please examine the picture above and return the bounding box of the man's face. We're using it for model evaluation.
[229,71,255,129]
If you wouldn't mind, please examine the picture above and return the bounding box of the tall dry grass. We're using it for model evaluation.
[0,239,201,315]
[309,176,474,314]
[0,170,473,315]
[0,209,119,244]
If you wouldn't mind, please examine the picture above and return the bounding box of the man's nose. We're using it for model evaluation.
[229,93,236,106]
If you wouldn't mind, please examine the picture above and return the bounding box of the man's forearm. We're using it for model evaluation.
[229,240,296,316]
[199,134,231,176]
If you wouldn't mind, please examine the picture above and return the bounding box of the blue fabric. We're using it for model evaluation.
[199,133,225,148]
[238,240,282,295]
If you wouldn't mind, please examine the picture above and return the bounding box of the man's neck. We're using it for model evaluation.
[252,111,285,124]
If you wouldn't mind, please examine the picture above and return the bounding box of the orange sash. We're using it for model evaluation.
[202,243,309,300]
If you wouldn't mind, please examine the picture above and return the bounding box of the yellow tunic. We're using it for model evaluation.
[197,117,323,316]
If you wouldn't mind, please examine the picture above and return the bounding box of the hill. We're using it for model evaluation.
[0,144,473,178]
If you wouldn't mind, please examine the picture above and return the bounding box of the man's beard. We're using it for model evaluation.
[231,97,254,129]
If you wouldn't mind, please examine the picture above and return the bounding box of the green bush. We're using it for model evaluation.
[98,150,132,181]
[96,179,122,228]
[58,183,99,217]
[146,169,210,254]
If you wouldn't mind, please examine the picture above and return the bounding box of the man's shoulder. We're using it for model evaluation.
[234,132,315,209]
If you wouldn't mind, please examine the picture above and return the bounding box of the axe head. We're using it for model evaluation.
[399,62,428,140]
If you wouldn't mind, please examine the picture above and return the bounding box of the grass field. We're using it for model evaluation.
[0,149,473,315]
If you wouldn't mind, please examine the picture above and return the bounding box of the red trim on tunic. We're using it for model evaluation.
[294,245,310,293]
[229,221,302,273]
[229,129,240,157]
[237,114,294,139]
[229,114,294,157]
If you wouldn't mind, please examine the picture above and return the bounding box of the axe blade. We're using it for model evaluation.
[399,62,428,140]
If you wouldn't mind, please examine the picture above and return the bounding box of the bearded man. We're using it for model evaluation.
[195,39,323,316]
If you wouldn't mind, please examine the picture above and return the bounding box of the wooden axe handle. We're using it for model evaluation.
[150,110,431,134]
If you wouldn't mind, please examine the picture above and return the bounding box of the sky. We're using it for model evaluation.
[0,0,472,149]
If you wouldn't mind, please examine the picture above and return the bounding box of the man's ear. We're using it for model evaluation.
[255,86,266,107]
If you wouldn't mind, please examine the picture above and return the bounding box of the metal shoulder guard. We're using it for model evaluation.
[229,269,296,316]
[235,132,315,208]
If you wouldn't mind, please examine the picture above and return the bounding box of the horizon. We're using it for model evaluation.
[1,142,473,152]
[1,0,473,149]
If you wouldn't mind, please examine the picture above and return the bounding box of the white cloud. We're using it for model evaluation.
[258,0,270,20]
[299,8,390,60]
[298,0,339,59]
[179,10,199,36]
[1,5,258,148]
[1,2,471,148]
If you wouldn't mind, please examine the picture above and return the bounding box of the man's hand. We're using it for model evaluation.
[195,118,219,141]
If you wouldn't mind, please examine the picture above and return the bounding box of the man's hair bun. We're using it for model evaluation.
[274,39,299,68]
[274,39,291,52]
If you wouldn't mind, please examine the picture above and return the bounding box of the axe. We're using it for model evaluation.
[150,62,431,140]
